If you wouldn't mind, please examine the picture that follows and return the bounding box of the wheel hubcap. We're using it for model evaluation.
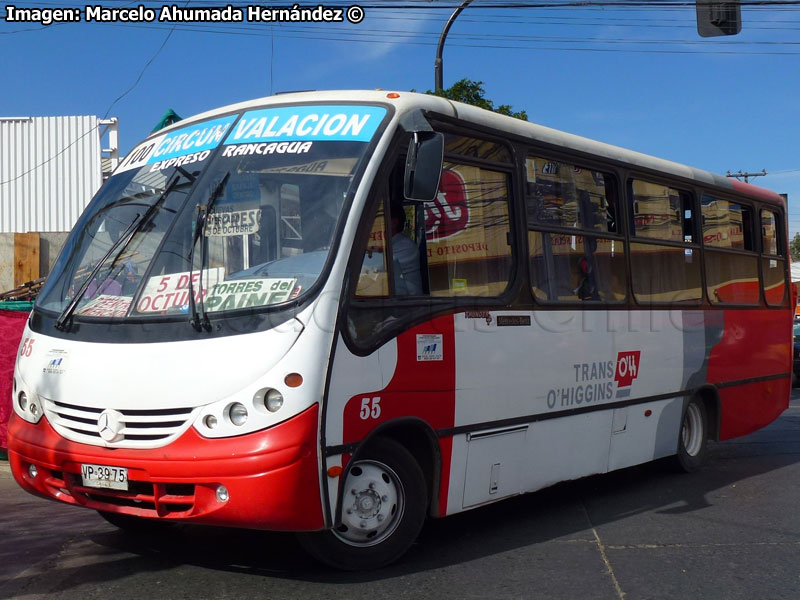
[334,460,404,547]
[682,403,704,457]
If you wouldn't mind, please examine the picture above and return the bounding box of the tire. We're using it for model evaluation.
[97,511,172,534]
[671,398,708,473]
[297,437,427,570]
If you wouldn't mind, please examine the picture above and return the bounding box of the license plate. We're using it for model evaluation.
[81,464,128,491]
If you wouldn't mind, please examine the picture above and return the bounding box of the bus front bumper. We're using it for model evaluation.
[7,404,325,532]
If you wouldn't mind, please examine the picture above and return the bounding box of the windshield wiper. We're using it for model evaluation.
[55,173,181,331]
[188,172,230,331]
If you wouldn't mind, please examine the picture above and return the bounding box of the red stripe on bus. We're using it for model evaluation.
[706,309,791,439]
[341,315,457,516]
[728,178,786,204]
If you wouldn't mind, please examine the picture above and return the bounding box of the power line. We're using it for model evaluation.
[0,2,185,186]
[5,0,800,180]
[78,20,800,55]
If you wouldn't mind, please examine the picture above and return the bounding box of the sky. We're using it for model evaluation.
[2,0,800,237]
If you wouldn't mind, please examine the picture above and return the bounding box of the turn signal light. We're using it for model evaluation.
[285,373,303,388]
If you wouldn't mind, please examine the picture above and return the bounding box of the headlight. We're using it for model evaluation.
[228,402,248,426]
[253,388,284,413]
[265,389,284,413]
[195,383,297,439]
[16,389,43,424]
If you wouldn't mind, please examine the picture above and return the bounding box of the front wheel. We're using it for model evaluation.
[671,398,708,473]
[297,438,427,570]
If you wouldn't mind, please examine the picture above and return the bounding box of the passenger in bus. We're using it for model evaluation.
[304,197,339,252]
[390,203,423,295]
[575,256,599,301]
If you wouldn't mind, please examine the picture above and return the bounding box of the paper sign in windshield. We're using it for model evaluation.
[76,295,133,318]
[137,268,225,313]
[205,208,261,237]
[205,278,297,312]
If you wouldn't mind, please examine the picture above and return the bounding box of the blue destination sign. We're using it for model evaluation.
[117,114,238,173]
[225,105,387,144]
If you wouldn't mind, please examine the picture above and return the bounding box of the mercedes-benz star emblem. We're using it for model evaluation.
[97,409,125,443]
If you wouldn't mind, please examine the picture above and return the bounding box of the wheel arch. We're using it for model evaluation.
[692,384,721,442]
[334,417,442,526]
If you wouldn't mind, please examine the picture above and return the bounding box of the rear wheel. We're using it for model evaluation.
[297,438,427,570]
[671,398,708,473]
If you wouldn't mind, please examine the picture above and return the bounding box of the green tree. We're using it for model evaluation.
[424,79,528,121]
[790,232,800,262]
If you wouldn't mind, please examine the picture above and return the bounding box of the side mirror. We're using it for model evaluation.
[404,132,443,202]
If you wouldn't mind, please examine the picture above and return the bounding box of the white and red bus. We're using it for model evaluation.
[8,91,792,569]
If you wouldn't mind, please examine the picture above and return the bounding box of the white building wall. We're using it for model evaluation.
[0,116,103,233]
[791,262,800,282]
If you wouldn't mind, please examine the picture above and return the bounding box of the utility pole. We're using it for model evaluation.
[435,0,474,93]
[726,169,767,184]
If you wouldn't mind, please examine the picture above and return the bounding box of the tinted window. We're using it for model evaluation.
[525,157,617,233]
[762,257,786,306]
[529,233,626,302]
[630,243,702,304]
[355,160,513,299]
[761,209,781,256]
[705,251,760,304]
[629,180,693,243]
[444,133,511,163]
[702,196,754,250]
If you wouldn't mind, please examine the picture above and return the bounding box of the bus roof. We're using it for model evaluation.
[154,90,786,207]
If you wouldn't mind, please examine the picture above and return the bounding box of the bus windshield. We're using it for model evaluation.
[37,104,386,323]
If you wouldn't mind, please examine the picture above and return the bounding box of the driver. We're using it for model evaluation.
[390,203,422,295]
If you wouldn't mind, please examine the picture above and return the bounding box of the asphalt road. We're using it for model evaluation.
[1,394,799,600]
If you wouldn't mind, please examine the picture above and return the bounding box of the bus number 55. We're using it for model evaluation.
[359,397,381,420]
[19,337,34,358]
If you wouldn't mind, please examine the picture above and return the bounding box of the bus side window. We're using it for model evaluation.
[354,165,425,298]
[389,201,424,295]
[426,162,513,297]
[350,144,515,344]
[526,155,625,303]
[702,195,759,305]
[361,156,514,299]
[355,199,390,297]
[761,209,786,306]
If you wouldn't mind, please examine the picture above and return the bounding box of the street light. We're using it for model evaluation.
[434,0,474,93]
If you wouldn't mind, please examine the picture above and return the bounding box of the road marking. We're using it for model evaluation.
[582,500,626,600]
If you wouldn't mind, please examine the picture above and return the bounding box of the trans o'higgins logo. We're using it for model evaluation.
[544,350,643,410]
[614,350,641,394]
[426,169,469,240]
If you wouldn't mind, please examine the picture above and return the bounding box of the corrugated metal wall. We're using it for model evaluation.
[0,116,102,233]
